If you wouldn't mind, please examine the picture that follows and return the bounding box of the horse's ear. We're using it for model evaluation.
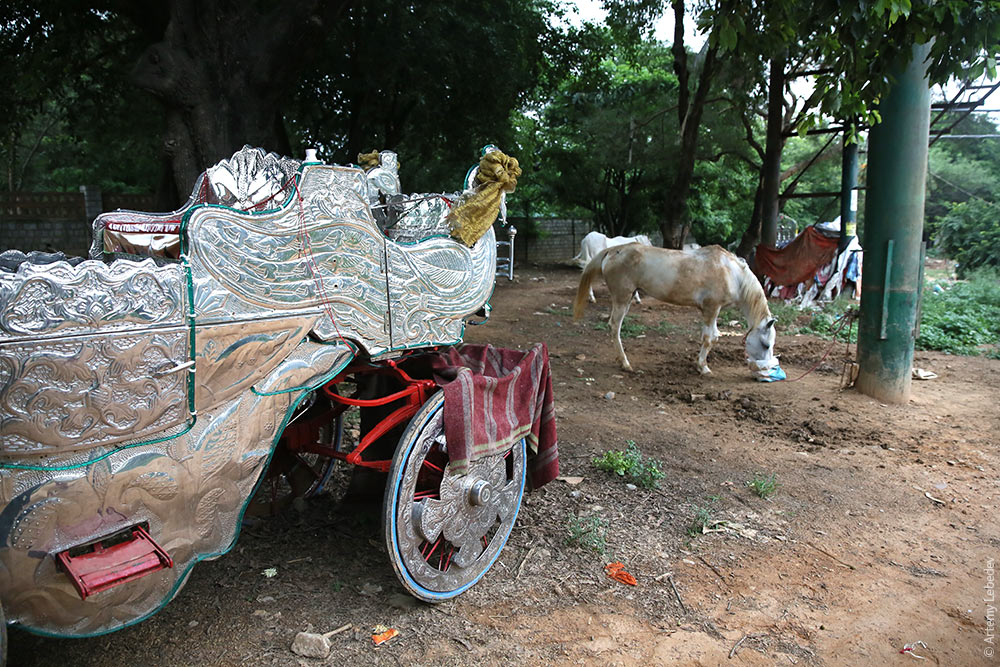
[766,318,776,329]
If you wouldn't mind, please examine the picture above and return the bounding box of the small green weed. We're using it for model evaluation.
[746,472,780,499]
[687,504,715,537]
[654,319,681,335]
[565,514,608,553]
[543,306,571,317]
[592,441,666,489]
[593,315,646,338]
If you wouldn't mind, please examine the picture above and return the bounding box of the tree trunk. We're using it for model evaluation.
[736,176,764,258]
[129,0,348,206]
[759,51,786,248]
[659,43,718,249]
[659,0,720,249]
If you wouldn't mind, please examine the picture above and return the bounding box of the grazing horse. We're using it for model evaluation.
[573,244,778,376]
[571,231,652,303]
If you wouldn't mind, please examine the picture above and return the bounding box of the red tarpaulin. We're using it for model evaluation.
[755,226,840,286]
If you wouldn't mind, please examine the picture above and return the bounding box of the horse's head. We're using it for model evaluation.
[745,317,780,379]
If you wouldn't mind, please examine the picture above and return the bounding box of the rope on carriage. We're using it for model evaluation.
[448,150,521,247]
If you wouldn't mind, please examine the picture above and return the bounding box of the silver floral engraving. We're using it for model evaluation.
[0,259,183,338]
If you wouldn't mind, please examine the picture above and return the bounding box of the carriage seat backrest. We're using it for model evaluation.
[92,147,301,260]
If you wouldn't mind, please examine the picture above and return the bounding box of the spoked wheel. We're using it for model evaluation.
[384,391,526,602]
[247,446,336,517]
[247,395,340,518]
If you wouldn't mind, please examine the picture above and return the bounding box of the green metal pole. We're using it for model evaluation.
[856,42,931,404]
[840,131,858,246]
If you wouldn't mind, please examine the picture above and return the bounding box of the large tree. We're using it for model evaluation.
[1,1,556,205]
[540,39,678,237]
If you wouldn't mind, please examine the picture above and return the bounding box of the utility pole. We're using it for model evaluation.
[855,43,931,404]
[840,129,859,247]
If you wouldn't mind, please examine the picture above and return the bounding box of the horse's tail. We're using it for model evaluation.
[573,248,609,319]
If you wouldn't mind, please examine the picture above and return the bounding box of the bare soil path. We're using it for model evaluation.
[10,265,999,666]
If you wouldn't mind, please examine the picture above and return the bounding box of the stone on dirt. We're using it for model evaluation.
[291,631,332,658]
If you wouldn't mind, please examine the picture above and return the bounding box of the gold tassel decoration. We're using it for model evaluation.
[448,150,521,247]
[358,150,380,170]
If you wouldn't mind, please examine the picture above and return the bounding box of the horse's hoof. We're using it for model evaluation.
[622,362,634,372]
[699,366,712,376]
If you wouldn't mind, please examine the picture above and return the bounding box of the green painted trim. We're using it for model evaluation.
[0,419,197,472]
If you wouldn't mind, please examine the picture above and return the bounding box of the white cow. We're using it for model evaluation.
[571,231,653,302]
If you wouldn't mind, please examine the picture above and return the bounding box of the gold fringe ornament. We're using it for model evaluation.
[448,150,521,247]
[357,150,380,171]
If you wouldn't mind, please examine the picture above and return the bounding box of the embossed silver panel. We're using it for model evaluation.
[0,259,184,340]
[0,340,353,637]
[186,164,496,356]
[0,329,189,455]
[387,227,496,349]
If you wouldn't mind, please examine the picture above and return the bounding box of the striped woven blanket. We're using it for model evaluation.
[429,343,559,489]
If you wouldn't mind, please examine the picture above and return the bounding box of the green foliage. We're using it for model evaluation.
[917,271,1000,356]
[746,472,780,499]
[592,440,666,489]
[935,199,1000,277]
[565,514,608,553]
[769,300,858,344]
[539,38,678,237]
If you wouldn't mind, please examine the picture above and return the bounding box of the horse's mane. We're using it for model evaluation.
[735,259,771,326]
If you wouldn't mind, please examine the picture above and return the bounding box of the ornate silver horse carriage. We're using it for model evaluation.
[0,145,554,653]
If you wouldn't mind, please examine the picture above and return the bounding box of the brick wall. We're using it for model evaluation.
[505,218,664,267]
[0,188,156,257]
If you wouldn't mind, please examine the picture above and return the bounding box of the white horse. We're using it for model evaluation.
[571,231,652,303]
[573,244,778,376]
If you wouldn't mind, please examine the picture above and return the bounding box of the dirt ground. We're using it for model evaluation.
[9,264,1000,666]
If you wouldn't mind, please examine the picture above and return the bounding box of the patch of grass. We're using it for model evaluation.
[770,299,858,344]
[654,319,681,335]
[593,315,646,338]
[592,441,666,489]
[686,504,715,537]
[719,307,741,325]
[746,472,780,500]
[917,269,1000,355]
[543,306,571,317]
[565,514,608,554]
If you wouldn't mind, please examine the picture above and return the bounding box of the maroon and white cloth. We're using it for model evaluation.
[428,343,559,489]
